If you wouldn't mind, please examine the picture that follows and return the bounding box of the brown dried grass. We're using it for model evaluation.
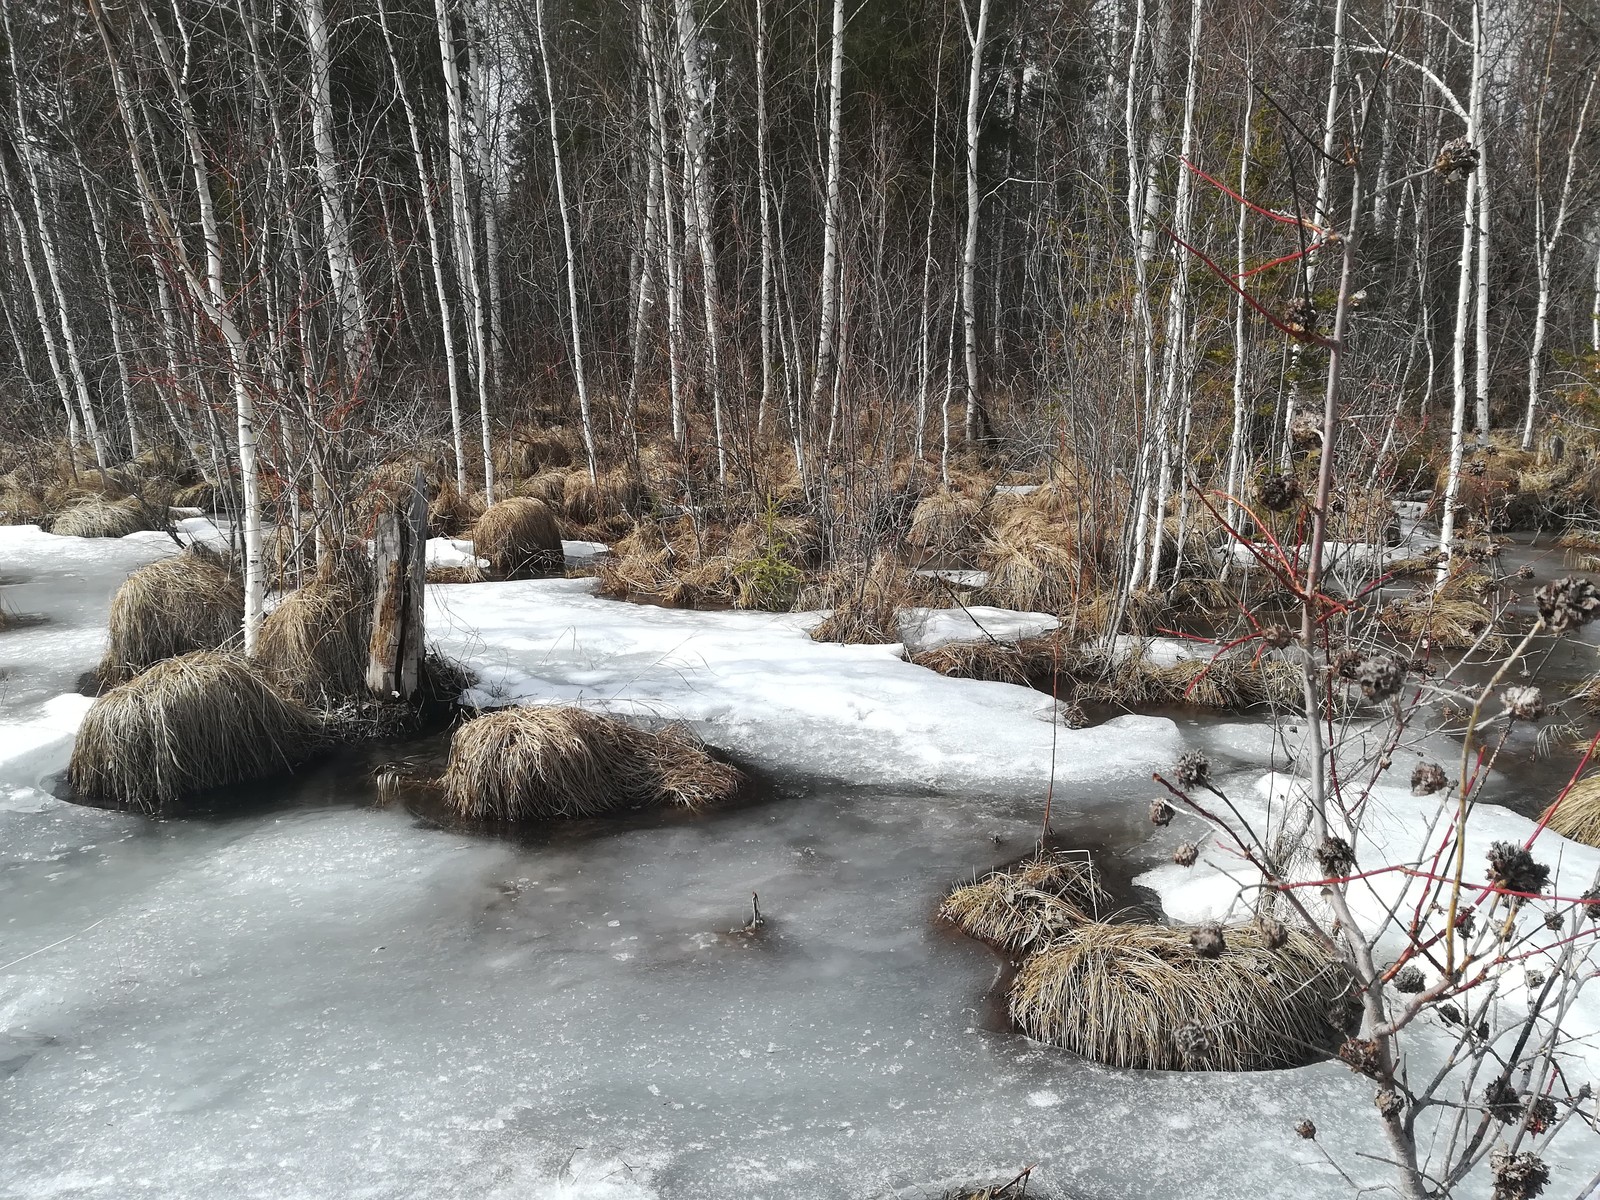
[254,556,376,701]
[99,550,243,685]
[472,497,563,579]
[1540,775,1600,847]
[805,556,940,644]
[1009,921,1344,1070]
[69,651,322,811]
[940,851,1107,953]
[441,706,743,822]
[50,496,156,539]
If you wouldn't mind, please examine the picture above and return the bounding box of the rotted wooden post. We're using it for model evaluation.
[367,466,428,700]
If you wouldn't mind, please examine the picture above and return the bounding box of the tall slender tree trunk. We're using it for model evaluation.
[960,0,991,444]
[534,0,597,480]
[378,0,467,491]
[809,0,848,455]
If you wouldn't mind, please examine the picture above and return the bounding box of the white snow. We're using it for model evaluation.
[896,604,1055,654]
[911,568,990,590]
[428,578,1172,790]
[426,536,489,570]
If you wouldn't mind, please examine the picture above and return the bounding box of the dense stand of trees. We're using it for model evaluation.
[2,0,1598,553]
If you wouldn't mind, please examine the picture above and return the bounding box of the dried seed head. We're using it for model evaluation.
[1502,686,1545,721]
[1337,1037,1383,1077]
[1544,910,1564,931]
[1316,835,1357,878]
[1411,762,1449,796]
[1290,412,1324,446]
[1584,884,1600,922]
[1525,969,1545,990]
[1484,1078,1521,1123]
[1524,1095,1557,1134]
[1393,964,1426,994]
[1516,564,1535,580]
[1259,472,1304,513]
[1357,655,1406,701]
[1294,1119,1317,1139]
[1172,841,1199,867]
[1434,136,1481,180]
[1490,1148,1550,1200]
[1485,841,1550,897]
[1284,295,1318,337]
[1534,576,1600,634]
[1175,751,1210,788]
[1455,909,1477,937]
[1174,1022,1212,1064]
[1375,1089,1405,1119]
[1189,923,1226,958]
[1437,1001,1464,1025]
[1260,624,1295,650]
[1258,917,1288,950]
[1149,798,1175,827]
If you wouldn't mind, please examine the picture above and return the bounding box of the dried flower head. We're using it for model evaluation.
[1502,686,1545,721]
[1525,969,1545,990]
[1455,909,1477,938]
[1284,296,1318,337]
[1149,798,1175,827]
[1175,1022,1212,1064]
[1258,472,1304,513]
[1535,576,1600,634]
[1374,1089,1405,1119]
[1337,1037,1383,1078]
[1189,923,1226,958]
[1584,884,1600,922]
[1491,1148,1550,1200]
[1435,136,1480,180]
[1411,762,1448,796]
[1294,1119,1316,1139]
[1485,1078,1521,1123]
[1290,412,1324,447]
[1543,911,1564,931]
[1516,564,1535,580]
[1485,842,1550,897]
[1175,751,1210,788]
[1316,835,1356,878]
[1524,1095,1557,1134]
[1173,842,1199,867]
[1260,624,1295,650]
[1357,655,1406,701]
[1437,1001,1464,1026]
[1333,649,1363,679]
[1393,964,1426,994]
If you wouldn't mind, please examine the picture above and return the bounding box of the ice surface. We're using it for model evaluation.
[0,525,176,721]
[2,535,1590,1199]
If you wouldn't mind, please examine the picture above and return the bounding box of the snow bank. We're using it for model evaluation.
[428,579,1177,790]
[896,604,1056,653]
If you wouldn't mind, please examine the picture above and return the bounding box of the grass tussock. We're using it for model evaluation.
[1379,594,1501,650]
[99,550,243,685]
[69,651,321,811]
[595,513,813,611]
[255,558,376,701]
[1540,775,1600,847]
[441,706,743,822]
[472,497,563,579]
[1067,645,1303,710]
[805,555,941,643]
[910,639,1040,685]
[49,496,156,538]
[1009,921,1345,1070]
[978,481,1119,615]
[940,851,1107,953]
[907,489,987,559]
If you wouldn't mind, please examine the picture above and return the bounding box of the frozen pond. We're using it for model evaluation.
[3,525,1595,1199]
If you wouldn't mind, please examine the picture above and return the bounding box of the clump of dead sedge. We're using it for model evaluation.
[69,651,322,811]
[98,548,244,685]
[441,706,743,822]
[1008,920,1346,1070]
[940,851,1107,953]
[472,497,563,579]
[255,552,376,701]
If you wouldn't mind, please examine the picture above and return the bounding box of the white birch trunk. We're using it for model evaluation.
[960,0,991,444]
[808,0,848,454]
[533,0,598,481]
